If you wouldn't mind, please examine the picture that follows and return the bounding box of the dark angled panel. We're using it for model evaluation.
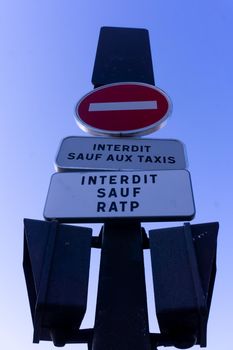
[149,222,218,348]
[23,219,92,346]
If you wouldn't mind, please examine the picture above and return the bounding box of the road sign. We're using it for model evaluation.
[75,82,172,137]
[44,170,195,222]
[56,136,187,171]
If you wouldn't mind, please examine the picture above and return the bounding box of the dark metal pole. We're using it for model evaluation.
[92,221,151,350]
[91,27,155,350]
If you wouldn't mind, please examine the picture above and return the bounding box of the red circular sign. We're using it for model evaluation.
[75,82,172,137]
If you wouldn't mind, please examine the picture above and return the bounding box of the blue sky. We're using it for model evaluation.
[1,1,233,349]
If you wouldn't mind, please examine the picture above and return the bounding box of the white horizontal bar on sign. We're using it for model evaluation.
[88,100,158,112]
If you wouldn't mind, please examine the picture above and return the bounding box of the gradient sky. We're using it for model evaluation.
[1,1,233,349]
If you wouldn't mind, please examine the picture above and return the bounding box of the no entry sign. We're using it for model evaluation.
[75,83,172,137]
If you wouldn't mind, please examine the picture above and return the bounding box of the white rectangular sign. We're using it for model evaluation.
[44,170,195,223]
[55,137,187,172]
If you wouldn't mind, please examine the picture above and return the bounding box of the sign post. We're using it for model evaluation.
[90,27,156,350]
[23,26,218,350]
